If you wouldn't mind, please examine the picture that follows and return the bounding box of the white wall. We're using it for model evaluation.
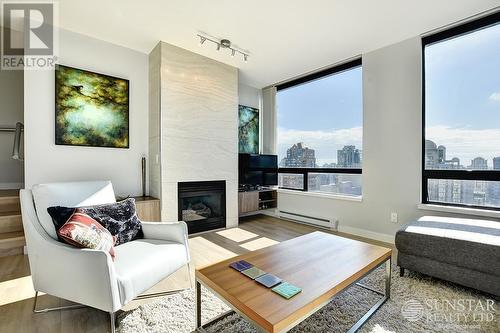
[238,83,261,109]
[24,29,149,197]
[0,69,24,189]
[262,87,277,154]
[148,43,161,199]
[278,36,500,243]
[239,82,263,154]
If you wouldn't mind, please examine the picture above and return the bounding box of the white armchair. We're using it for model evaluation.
[20,181,191,333]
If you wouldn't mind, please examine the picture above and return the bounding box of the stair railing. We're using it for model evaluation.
[0,122,24,161]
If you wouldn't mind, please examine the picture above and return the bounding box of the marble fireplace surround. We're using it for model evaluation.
[148,41,239,228]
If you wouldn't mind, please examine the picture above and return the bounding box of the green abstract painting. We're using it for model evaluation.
[55,65,129,148]
[238,105,259,153]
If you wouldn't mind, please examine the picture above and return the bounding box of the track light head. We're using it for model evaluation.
[243,54,248,62]
[231,49,236,57]
[199,37,206,46]
[216,43,221,51]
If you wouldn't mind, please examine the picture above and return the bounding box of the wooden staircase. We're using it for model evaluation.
[0,190,25,256]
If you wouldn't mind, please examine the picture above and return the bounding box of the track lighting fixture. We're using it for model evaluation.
[197,34,249,62]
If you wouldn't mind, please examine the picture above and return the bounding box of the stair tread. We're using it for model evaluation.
[0,211,21,217]
[0,189,19,198]
[0,231,24,241]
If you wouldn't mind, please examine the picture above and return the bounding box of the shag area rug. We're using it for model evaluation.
[117,266,498,333]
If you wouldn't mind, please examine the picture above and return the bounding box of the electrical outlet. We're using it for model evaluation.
[390,212,398,223]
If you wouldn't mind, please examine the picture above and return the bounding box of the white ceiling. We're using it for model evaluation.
[58,0,500,88]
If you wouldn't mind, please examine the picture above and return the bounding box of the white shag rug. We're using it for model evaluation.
[117,267,498,333]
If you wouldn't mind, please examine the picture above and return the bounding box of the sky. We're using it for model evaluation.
[277,22,500,168]
[277,66,362,166]
[425,22,500,167]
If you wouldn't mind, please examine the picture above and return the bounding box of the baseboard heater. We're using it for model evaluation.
[279,210,338,231]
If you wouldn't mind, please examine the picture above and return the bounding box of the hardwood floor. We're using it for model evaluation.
[0,215,394,333]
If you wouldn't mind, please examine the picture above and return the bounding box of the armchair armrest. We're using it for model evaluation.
[20,189,121,312]
[141,221,190,261]
[30,238,122,312]
[141,221,188,244]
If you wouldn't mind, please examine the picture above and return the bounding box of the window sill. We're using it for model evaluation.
[417,203,500,219]
[277,189,362,202]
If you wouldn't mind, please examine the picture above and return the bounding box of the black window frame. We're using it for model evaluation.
[276,58,363,192]
[421,11,500,210]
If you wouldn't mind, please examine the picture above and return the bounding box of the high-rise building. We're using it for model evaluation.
[337,145,361,168]
[470,157,488,170]
[280,142,316,167]
[425,140,460,169]
[493,157,500,170]
[437,145,446,163]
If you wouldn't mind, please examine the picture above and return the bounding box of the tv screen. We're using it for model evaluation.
[239,154,278,186]
[248,154,277,169]
[263,172,278,186]
[243,171,264,185]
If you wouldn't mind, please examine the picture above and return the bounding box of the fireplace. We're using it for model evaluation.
[178,181,226,234]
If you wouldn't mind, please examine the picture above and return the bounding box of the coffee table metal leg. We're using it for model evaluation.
[385,257,391,298]
[196,280,202,330]
[346,257,391,333]
[194,279,268,332]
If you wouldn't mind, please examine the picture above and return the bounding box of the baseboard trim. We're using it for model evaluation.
[258,208,279,218]
[337,225,395,245]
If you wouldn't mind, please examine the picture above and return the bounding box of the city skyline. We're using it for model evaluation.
[425,139,500,170]
[278,142,362,195]
[280,139,500,170]
[280,142,362,168]
[278,139,500,206]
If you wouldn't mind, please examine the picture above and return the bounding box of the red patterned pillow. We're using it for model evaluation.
[57,209,116,258]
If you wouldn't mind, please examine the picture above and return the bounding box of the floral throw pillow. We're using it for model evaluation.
[57,209,116,257]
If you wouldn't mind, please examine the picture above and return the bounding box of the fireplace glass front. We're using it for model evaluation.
[178,181,226,234]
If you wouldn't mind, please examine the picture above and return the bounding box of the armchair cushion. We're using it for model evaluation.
[32,181,116,239]
[113,239,189,304]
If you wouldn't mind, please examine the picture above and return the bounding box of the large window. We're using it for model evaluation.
[423,12,500,210]
[276,59,362,196]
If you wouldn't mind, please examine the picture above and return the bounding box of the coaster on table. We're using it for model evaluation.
[255,273,282,288]
[272,282,302,299]
[229,260,253,272]
[241,266,266,279]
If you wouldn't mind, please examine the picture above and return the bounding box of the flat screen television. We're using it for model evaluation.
[239,154,278,186]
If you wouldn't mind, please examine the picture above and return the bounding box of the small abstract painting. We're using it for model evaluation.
[55,65,129,148]
[238,105,259,154]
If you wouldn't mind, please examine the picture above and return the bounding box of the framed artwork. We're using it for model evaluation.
[238,105,259,154]
[55,64,129,148]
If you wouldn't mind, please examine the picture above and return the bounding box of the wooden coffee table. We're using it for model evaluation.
[195,231,392,333]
